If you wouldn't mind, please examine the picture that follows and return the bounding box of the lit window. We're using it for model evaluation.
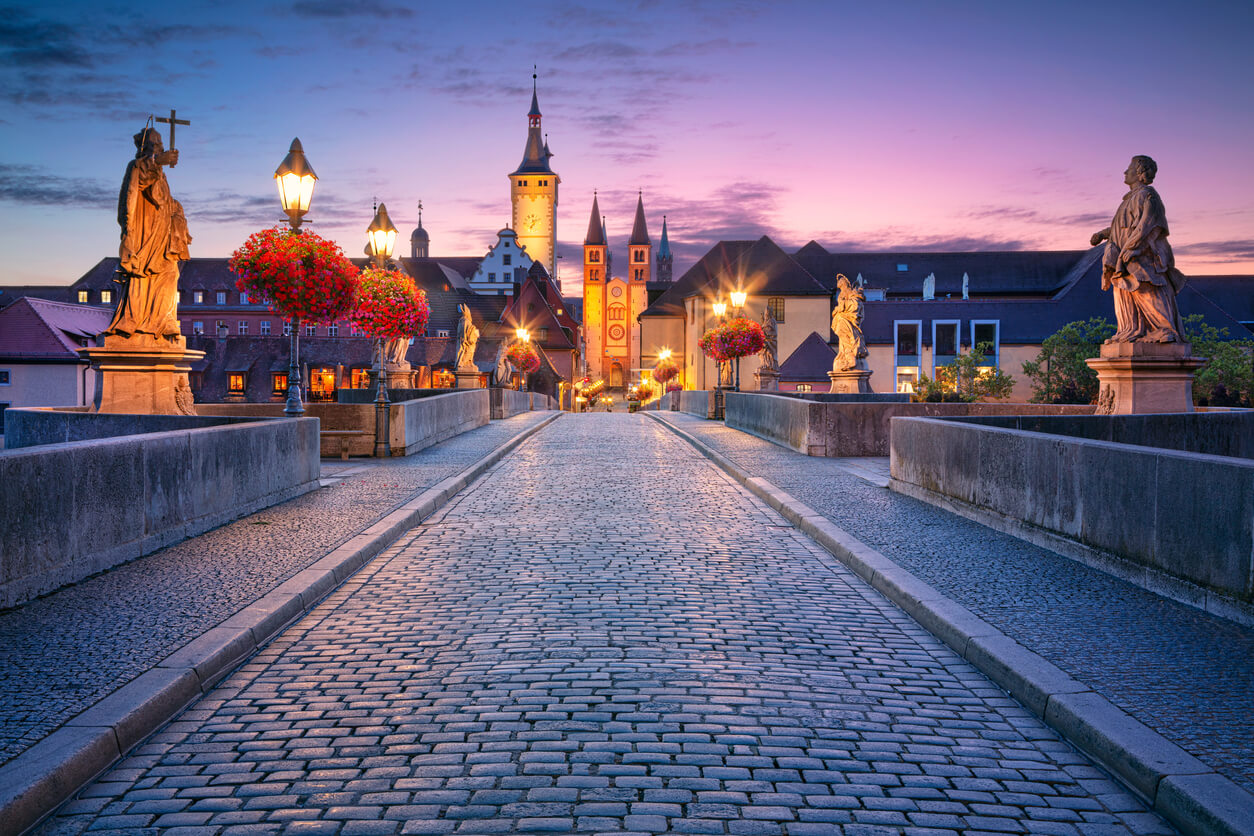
[260,320,271,336]
[217,291,227,305]
[227,373,246,394]
[328,324,338,337]
[767,298,785,323]
[238,321,248,335]
[100,290,112,304]
[896,368,918,393]
[795,383,811,393]
[351,368,372,388]
[193,291,204,304]
[894,319,922,393]
[305,324,316,337]
[271,373,287,395]
[77,290,89,303]
[192,321,204,335]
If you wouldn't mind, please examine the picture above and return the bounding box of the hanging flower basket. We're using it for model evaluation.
[351,266,430,339]
[506,341,541,374]
[230,227,358,324]
[698,328,729,362]
[653,357,679,384]
[713,317,766,359]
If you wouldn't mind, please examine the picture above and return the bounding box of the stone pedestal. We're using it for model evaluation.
[828,367,873,395]
[1085,342,1204,414]
[755,368,780,391]
[78,335,204,415]
[385,363,414,389]
[455,370,482,390]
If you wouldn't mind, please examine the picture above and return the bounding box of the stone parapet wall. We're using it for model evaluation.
[665,390,717,418]
[726,392,1094,457]
[4,408,264,449]
[889,416,1254,604]
[0,416,321,609]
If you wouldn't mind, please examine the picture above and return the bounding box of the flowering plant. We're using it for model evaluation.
[665,382,682,393]
[714,316,766,359]
[230,227,358,324]
[698,327,728,362]
[506,341,541,374]
[351,266,430,339]
[633,380,657,402]
[652,357,679,384]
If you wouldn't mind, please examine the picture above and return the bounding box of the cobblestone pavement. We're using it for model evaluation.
[0,412,553,769]
[657,413,1254,796]
[41,414,1173,835]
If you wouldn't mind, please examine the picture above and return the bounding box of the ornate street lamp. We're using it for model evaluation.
[729,290,747,391]
[275,138,318,415]
[366,202,399,457]
[516,327,530,391]
[275,138,317,232]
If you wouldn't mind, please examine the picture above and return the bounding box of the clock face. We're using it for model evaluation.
[524,213,540,232]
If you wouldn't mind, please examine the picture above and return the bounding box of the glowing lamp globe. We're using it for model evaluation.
[275,138,317,227]
[367,202,398,260]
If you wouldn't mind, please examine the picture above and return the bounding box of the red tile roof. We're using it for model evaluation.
[0,297,112,359]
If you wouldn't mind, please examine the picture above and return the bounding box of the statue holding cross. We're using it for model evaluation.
[105,117,191,340]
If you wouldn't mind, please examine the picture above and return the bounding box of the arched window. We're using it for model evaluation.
[609,305,625,321]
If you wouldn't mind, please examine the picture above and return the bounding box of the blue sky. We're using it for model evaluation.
[1,0,1252,290]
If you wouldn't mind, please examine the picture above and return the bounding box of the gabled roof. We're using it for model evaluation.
[778,331,836,381]
[732,236,831,296]
[0,296,112,359]
[639,240,757,318]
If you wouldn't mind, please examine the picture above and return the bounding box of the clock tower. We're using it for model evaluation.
[510,74,559,275]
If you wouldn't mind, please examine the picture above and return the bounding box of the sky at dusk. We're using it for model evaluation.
[1,0,1252,294]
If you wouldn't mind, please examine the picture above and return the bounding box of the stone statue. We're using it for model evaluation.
[760,307,778,371]
[493,339,511,386]
[719,358,733,387]
[1090,155,1186,343]
[831,273,868,371]
[106,126,190,341]
[385,337,409,365]
[455,304,479,371]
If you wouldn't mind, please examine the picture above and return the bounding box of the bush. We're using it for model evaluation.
[912,343,1015,403]
[1022,318,1115,404]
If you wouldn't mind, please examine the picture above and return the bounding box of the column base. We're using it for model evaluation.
[828,368,873,394]
[1086,342,1204,414]
[755,368,780,391]
[455,371,483,390]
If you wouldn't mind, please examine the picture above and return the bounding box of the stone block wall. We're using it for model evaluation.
[889,416,1254,604]
[0,416,320,608]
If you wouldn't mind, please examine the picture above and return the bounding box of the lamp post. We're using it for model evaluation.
[711,299,727,417]
[275,138,318,415]
[366,202,398,458]
[729,290,747,391]
[516,327,530,392]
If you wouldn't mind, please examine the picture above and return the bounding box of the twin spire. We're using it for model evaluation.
[584,191,657,249]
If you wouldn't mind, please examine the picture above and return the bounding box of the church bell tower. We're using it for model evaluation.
[510,73,559,275]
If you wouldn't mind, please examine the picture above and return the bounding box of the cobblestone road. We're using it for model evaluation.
[655,412,1254,797]
[41,415,1173,835]
[0,413,552,769]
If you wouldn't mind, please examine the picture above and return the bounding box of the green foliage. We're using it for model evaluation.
[1182,314,1254,407]
[912,342,1016,403]
[1022,318,1115,404]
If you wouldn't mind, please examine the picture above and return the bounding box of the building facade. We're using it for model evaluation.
[509,77,559,276]
[582,193,653,388]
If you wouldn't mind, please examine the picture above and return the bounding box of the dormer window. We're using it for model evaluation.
[897,264,908,272]
[193,291,204,304]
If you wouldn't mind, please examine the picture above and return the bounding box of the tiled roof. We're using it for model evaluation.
[778,331,836,381]
[639,240,757,317]
[808,249,1087,297]
[0,296,113,359]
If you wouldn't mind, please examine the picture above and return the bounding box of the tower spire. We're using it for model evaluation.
[629,191,650,245]
[584,191,605,245]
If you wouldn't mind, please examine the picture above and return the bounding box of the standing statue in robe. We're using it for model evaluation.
[760,307,778,372]
[385,336,410,365]
[1090,155,1186,343]
[455,304,479,371]
[106,126,191,341]
[831,273,868,371]
[493,339,511,386]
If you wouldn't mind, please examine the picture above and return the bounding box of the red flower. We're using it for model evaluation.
[506,342,541,374]
[230,227,358,324]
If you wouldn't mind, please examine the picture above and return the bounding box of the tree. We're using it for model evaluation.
[1182,314,1254,407]
[913,342,1015,403]
[1022,318,1115,404]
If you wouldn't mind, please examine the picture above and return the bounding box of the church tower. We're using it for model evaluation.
[627,193,652,370]
[656,215,673,283]
[410,201,429,258]
[583,193,606,381]
[510,74,559,274]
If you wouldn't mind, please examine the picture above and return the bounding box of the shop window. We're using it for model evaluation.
[350,368,372,389]
[309,367,336,401]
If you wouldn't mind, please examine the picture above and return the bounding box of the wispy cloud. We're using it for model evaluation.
[0,163,114,207]
[0,9,92,67]
[288,0,414,19]
[1176,240,1254,261]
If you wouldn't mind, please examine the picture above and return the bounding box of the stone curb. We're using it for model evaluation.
[0,411,561,836]
[648,413,1254,836]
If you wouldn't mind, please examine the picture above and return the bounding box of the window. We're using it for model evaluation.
[215,320,227,336]
[328,324,338,337]
[504,241,510,248]
[305,324,316,337]
[193,291,204,304]
[795,383,812,393]
[520,180,527,186]
[897,264,908,272]
[894,319,922,393]
[488,272,496,281]
[227,373,246,395]
[238,321,248,335]
[767,297,785,323]
[503,255,511,266]
[537,328,549,342]
[971,320,1000,368]
[633,269,643,280]
[351,368,372,388]
[272,373,287,396]
[100,290,112,304]
[933,318,959,356]
[283,321,292,337]
[589,251,600,263]
[0,370,9,385]
[216,291,227,305]
[260,320,271,336]
[240,291,250,305]
[192,321,204,335]
[609,305,625,321]
[77,290,88,303]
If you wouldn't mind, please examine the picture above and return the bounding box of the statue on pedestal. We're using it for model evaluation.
[831,273,868,371]
[455,304,479,371]
[1090,155,1186,343]
[107,126,191,342]
[760,307,778,372]
[493,340,511,387]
